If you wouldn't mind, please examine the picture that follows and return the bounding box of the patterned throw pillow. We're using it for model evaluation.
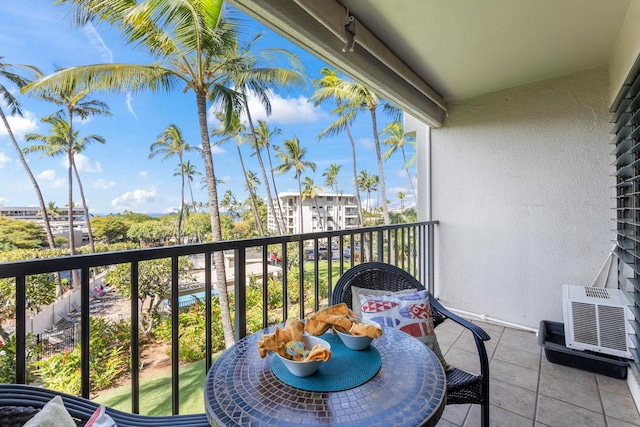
[359,289,450,370]
[350,285,417,318]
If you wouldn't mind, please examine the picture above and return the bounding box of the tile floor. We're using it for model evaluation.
[435,318,640,427]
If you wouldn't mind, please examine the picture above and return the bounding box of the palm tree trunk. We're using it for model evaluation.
[237,145,264,235]
[0,107,56,249]
[297,175,304,234]
[196,90,234,347]
[243,96,282,236]
[401,148,417,200]
[177,155,184,244]
[71,159,95,253]
[345,123,365,226]
[370,109,390,224]
[265,145,286,234]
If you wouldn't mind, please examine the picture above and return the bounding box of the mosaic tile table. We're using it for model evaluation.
[204,326,446,426]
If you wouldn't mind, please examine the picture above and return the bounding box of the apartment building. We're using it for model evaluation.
[267,192,359,234]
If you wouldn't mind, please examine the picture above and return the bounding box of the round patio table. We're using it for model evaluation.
[204,325,446,426]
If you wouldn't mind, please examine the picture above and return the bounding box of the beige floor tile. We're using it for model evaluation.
[471,320,506,335]
[437,328,464,347]
[490,359,539,392]
[535,395,606,427]
[437,319,468,335]
[597,374,632,396]
[540,357,598,386]
[601,391,640,425]
[502,327,537,340]
[441,403,471,426]
[444,347,481,375]
[490,379,537,419]
[492,342,541,371]
[466,404,532,427]
[435,418,460,427]
[454,330,498,358]
[607,417,640,427]
[499,332,542,354]
[538,371,602,412]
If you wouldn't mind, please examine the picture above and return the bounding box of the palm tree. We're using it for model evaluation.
[243,170,264,234]
[302,176,323,231]
[38,201,61,222]
[212,113,264,235]
[254,120,285,233]
[397,191,407,210]
[310,67,364,226]
[275,136,316,233]
[322,163,341,229]
[25,83,111,264]
[381,121,417,199]
[220,189,241,221]
[178,160,201,213]
[28,0,237,346]
[24,115,106,254]
[0,58,56,249]
[150,124,193,244]
[357,170,378,216]
[216,33,304,236]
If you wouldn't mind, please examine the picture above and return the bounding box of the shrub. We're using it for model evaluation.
[155,298,225,362]
[34,317,131,395]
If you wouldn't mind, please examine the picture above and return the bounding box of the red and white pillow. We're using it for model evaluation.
[358,289,450,370]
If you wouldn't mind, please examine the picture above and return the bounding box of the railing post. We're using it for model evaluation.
[205,252,212,372]
[130,262,140,414]
[428,223,435,295]
[171,256,180,414]
[234,248,247,340]
[80,267,90,398]
[15,275,26,384]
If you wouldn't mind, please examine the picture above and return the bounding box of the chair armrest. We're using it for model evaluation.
[429,295,491,342]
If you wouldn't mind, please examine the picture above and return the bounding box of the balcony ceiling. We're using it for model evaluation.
[229,0,632,126]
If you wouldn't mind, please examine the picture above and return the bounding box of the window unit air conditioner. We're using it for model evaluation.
[562,284,633,359]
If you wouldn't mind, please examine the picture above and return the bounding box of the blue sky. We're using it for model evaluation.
[0,1,416,215]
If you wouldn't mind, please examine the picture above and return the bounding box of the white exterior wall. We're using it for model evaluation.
[268,192,359,234]
[429,66,614,329]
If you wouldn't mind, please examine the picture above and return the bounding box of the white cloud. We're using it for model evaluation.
[211,145,225,155]
[111,188,157,211]
[0,110,38,138]
[83,22,113,63]
[245,92,327,125]
[94,178,115,189]
[0,197,8,206]
[125,92,137,118]
[163,206,180,214]
[207,92,327,126]
[67,154,102,173]
[358,138,374,150]
[139,171,148,179]
[38,169,66,188]
[0,152,10,168]
[38,169,56,181]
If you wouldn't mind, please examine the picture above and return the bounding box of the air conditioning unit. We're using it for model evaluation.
[562,284,633,359]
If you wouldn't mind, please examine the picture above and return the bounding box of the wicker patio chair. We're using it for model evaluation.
[331,262,491,427]
[0,384,210,427]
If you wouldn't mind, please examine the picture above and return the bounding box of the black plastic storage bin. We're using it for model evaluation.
[538,320,629,379]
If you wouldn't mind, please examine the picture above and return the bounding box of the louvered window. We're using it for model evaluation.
[612,57,640,376]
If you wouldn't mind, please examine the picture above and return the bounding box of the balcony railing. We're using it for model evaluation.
[0,220,437,414]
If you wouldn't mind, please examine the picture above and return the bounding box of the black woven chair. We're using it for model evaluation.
[0,384,210,427]
[331,262,491,427]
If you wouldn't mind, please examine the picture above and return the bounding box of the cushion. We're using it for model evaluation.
[359,289,450,370]
[85,405,117,427]
[350,285,417,318]
[23,395,76,427]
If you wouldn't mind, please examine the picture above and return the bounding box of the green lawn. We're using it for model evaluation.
[94,353,222,416]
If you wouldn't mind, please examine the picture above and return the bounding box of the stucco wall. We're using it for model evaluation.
[609,0,640,108]
[430,66,614,329]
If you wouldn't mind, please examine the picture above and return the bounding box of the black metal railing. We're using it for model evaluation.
[0,220,438,414]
